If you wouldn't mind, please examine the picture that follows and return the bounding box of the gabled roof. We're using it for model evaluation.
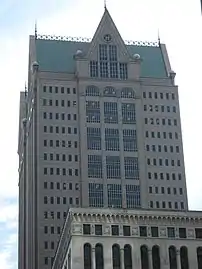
[35,8,168,78]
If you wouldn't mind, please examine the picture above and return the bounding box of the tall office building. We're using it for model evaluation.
[18,7,188,269]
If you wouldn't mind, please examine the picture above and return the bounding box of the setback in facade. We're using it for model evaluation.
[18,7,190,269]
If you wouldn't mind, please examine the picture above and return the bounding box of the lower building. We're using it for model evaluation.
[52,208,202,269]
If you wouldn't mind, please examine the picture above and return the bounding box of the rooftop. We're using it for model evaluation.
[35,35,168,78]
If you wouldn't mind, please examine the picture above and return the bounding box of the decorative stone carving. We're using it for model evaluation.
[147,226,151,237]
[91,224,95,235]
[104,225,111,235]
[159,227,166,237]
[187,228,195,238]
[131,226,139,236]
[71,224,82,234]
[119,225,123,236]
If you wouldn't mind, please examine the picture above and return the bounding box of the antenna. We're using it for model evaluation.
[35,21,37,39]
[104,0,107,9]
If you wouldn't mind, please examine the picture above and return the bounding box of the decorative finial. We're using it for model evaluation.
[104,0,107,9]
[158,29,161,45]
[35,21,37,39]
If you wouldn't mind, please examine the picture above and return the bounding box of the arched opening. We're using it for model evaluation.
[180,246,189,269]
[121,88,135,99]
[124,244,132,269]
[140,245,149,269]
[112,244,121,269]
[84,243,92,269]
[169,246,177,269]
[197,247,202,269]
[86,86,100,96]
[95,244,104,269]
[152,245,160,269]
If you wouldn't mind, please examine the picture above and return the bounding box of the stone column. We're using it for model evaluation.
[148,249,153,269]
[176,249,181,269]
[121,248,125,269]
[92,248,96,269]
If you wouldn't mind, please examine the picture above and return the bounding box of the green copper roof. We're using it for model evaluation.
[36,39,167,78]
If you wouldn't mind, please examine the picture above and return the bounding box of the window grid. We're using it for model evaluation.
[87,127,101,150]
[122,103,136,124]
[90,61,98,77]
[126,185,141,208]
[107,184,122,208]
[88,155,102,178]
[105,128,120,151]
[123,129,137,151]
[86,101,100,123]
[86,86,100,96]
[124,157,139,180]
[89,183,104,208]
[106,156,121,179]
[104,102,118,123]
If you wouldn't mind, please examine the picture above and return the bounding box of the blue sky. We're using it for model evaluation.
[0,0,201,268]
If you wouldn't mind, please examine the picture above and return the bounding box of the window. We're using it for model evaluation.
[124,157,139,180]
[167,227,175,238]
[180,246,189,269]
[140,245,149,269]
[95,244,104,269]
[195,228,202,239]
[126,185,141,208]
[86,86,100,96]
[124,245,132,269]
[120,63,128,79]
[121,88,135,99]
[179,228,187,239]
[84,244,92,269]
[123,226,131,236]
[105,128,119,151]
[88,183,104,208]
[111,225,119,235]
[106,156,121,179]
[95,225,102,235]
[83,224,91,235]
[123,129,137,151]
[122,103,136,124]
[86,101,100,123]
[90,61,98,77]
[107,184,122,208]
[151,227,159,237]
[112,245,121,269]
[88,155,102,178]
[140,226,147,237]
[104,102,118,123]
[44,257,48,265]
[44,226,48,234]
[87,128,101,150]
[152,245,160,269]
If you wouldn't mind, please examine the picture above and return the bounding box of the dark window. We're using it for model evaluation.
[84,243,92,269]
[195,228,202,239]
[151,227,159,237]
[169,246,177,269]
[111,225,119,236]
[123,226,131,236]
[180,246,189,269]
[197,247,202,269]
[95,225,102,235]
[167,227,175,238]
[179,228,187,239]
[140,226,147,237]
[112,244,121,269]
[95,244,104,269]
[140,245,149,269]
[124,245,132,269]
[83,224,91,235]
[44,257,48,265]
[152,245,160,269]
[44,226,48,234]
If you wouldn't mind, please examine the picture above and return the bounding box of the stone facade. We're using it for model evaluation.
[53,208,202,269]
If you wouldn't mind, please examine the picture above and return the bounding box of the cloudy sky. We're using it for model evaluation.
[0,0,201,268]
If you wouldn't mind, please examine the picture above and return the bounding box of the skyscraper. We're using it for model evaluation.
[18,7,188,269]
